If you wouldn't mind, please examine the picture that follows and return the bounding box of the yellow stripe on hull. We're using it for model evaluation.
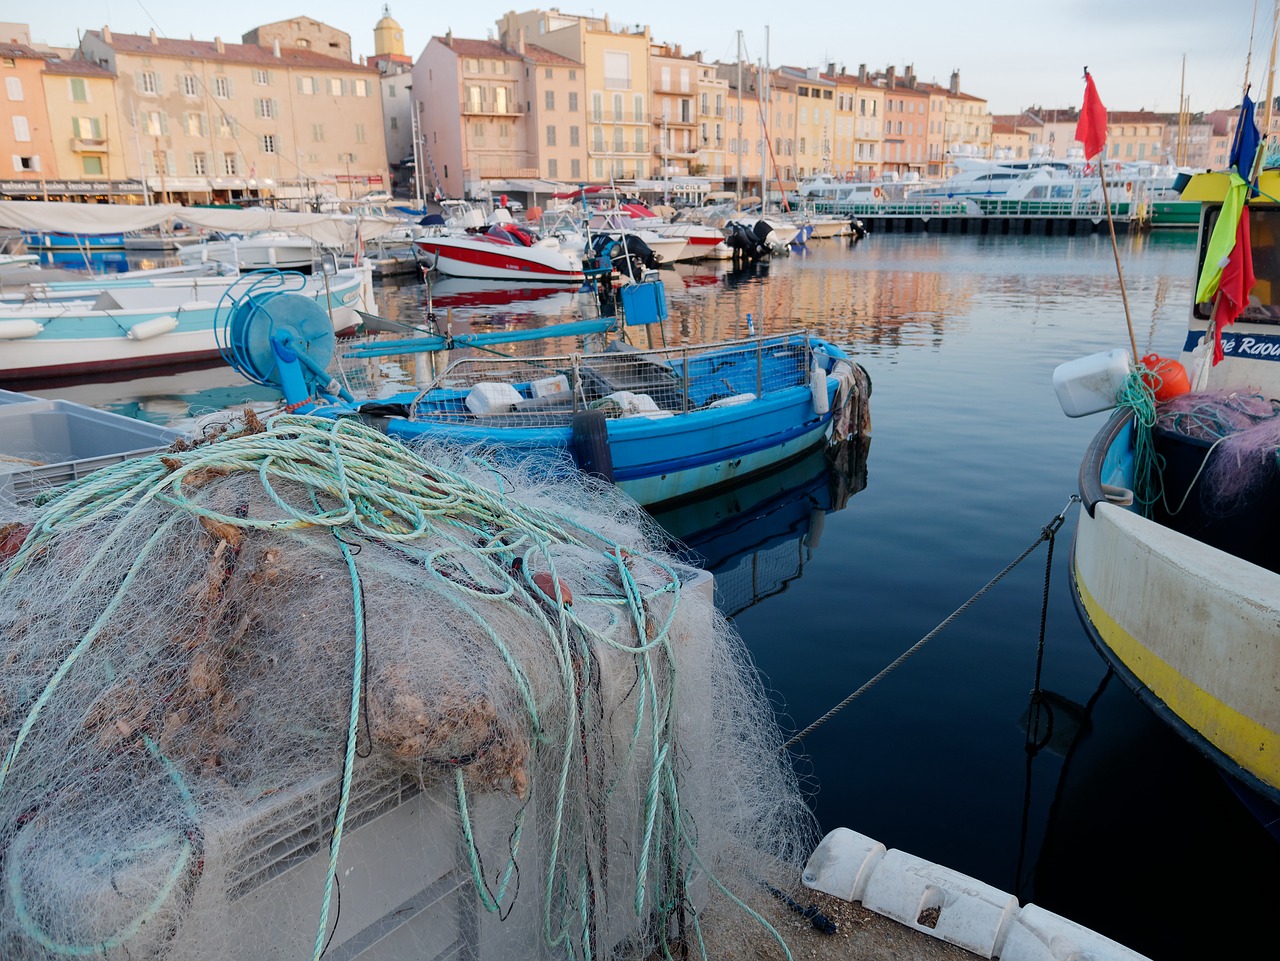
[1073,504,1280,797]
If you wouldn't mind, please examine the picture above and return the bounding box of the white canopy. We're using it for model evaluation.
[0,201,406,247]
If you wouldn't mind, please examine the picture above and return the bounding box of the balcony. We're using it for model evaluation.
[587,112,648,125]
[71,137,108,153]
[461,100,525,117]
[652,115,695,128]
[652,144,697,160]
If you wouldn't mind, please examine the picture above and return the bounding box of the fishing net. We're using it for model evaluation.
[1155,390,1280,511]
[0,413,815,961]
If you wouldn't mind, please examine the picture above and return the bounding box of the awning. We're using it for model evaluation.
[0,179,146,196]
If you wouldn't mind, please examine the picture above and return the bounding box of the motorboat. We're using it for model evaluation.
[415,222,586,283]
[177,230,316,270]
[1060,161,1280,835]
[0,264,373,381]
[215,274,872,509]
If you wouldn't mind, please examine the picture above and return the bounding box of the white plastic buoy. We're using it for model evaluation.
[0,319,43,339]
[810,359,830,415]
[126,315,179,341]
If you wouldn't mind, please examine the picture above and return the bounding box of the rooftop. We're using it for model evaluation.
[86,29,378,72]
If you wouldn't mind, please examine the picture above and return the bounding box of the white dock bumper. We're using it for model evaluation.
[803,828,1151,961]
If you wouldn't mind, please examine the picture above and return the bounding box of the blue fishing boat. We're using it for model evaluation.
[216,274,871,508]
[19,229,126,250]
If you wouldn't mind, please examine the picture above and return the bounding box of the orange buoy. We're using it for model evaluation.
[1141,353,1191,401]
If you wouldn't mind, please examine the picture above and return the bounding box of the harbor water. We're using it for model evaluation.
[22,234,1280,961]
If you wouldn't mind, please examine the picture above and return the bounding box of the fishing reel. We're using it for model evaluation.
[214,270,351,404]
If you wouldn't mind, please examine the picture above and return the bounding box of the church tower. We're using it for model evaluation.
[374,5,404,58]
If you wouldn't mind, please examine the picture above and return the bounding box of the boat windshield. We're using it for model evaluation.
[1195,204,1280,322]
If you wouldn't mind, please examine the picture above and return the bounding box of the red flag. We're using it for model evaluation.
[1213,209,1255,364]
[1076,71,1107,160]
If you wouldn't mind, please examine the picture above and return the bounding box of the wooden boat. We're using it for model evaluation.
[218,275,871,509]
[1062,162,1280,833]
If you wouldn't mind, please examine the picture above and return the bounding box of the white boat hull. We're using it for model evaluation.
[414,234,585,283]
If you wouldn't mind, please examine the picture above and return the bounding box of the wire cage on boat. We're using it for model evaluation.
[384,332,819,430]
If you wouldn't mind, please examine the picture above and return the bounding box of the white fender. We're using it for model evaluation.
[0,319,44,339]
[127,315,179,341]
[810,358,830,415]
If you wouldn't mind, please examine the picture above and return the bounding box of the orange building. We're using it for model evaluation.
[1,40,60,195]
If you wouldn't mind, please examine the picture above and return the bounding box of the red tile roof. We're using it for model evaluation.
[524,43,579,66]
[43,58,114,77]
[87,30,378,72]
[431,36,520,59]
[0,42,42,60]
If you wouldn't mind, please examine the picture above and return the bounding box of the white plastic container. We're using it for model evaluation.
[531,374,570,398]
[604,391,664,417]
[465,382,523,415]
[1052,348,1132,417]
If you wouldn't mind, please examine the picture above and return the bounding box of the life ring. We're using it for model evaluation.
[873,187,882,199]
[932,201,941,212]
[1124,182,1133,193]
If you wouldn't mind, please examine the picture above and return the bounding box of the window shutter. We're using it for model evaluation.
[254,99,262,118]
[166,155,176,176]
[154,72,163,92]
[31,155,41,172]
[296,76,303,93]
[11,155,20,171]
[71,116,82,138]
[224,78,233,97]
[135,70,144,91]
[159,112,169,135]
[272,99,279,118]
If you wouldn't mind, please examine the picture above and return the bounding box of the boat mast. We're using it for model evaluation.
[764,25,771,212]
[736,30,743,199]
[1177,55,1188,166]
[1266,0,1279,140]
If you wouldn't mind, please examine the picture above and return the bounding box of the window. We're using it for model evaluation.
[613,127,624,152]
[12,155,39,171]
[328,77,343,96]
[184,112,206,137]
[388,84,396,97]
[139,70,157,95]
[82,155,103,175]
[548,157,558,177]
[571,158,581,178]
[260,134,276,153]
[72,116,102,139]
[569,69,576,80]
[634,94,644,122]
[255,98,275,119]
[355,124,366,143]
[143,111,167,136]
[498,123,510,138]
[545,68,552,80]
[223,152,238,175]
[389,116,398,130]
[12,115,30,141]
[546,125,556,146]
[182,74,199,97]
[192,152,208,175]
[254,69,270,85]
[568,91,578,112]
[352,79,371,96]
[545,90,555,111]
[312,123,324,142]
[338,152,356,163]
[603,50,629,90]
[218,114,236,137]
[68,77,87,102]
[569,125,579,147]
[298,76,316,95]
[592,126,603,151]
[591,91,602,121]
[213,76,230,99]
[634,128,643,152]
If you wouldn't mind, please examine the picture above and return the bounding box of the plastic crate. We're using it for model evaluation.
[0,399,181,504]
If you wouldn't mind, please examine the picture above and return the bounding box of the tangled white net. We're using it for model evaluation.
[0,413,815,961]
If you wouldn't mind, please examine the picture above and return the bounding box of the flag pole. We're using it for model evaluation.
[1083,67,1139,363]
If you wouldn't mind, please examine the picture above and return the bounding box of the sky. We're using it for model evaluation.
[14,0,1270,116]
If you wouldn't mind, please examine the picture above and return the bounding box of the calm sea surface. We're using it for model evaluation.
[25,233,1280,961]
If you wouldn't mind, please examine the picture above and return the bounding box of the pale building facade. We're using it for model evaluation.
[498,9,651,183]
[940,72,993,163]
[875,66,931,177]
[785,67,836,181]
[243,18,351,64]
[523,39,585,185]
[79,26,387,203]
[414,36,532,199]
[651,45,699,179]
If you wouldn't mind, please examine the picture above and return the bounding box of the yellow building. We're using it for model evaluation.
[40,58,131,195]
[522,38,586,186]
[498,9,650,183]
[782,67,835,181]
[79,24,387,204]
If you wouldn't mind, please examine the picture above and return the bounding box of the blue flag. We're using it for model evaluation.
[1230,94,1260,182]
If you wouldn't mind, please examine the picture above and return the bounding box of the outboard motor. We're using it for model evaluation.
[753,219,788,256]
[590,233,657,279]
[849,217,868,241]
[724,221,765,263]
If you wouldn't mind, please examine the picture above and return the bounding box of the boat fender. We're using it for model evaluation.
[571,409,615,483]
[810,358,830,415]
[0,319,43,340]
[1140,353,1190,402]
[126,315,180,341]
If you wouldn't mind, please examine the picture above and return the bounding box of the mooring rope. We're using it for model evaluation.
[780,495,1080,753]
